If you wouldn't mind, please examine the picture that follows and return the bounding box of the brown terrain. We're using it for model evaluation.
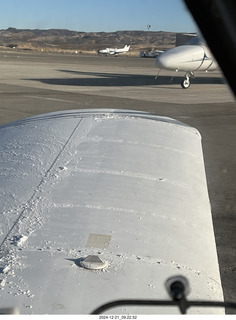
[0,27,177,55]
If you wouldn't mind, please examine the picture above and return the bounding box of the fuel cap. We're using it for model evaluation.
[80,255,108,270]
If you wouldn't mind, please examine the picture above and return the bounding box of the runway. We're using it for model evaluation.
[0,51,235,313]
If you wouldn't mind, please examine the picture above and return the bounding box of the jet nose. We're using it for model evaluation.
[155,53,166,69]
[155,45,205,71]
[155,51,174,69]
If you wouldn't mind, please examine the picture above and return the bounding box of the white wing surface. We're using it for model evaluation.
[0,109,223,314]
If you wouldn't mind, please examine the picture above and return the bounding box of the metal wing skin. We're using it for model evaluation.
[0,109,223,314]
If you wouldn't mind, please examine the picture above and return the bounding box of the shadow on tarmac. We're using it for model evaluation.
[26,69,225,87]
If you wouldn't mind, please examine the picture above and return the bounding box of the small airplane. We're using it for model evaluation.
[98,44,130,55]
[155,38,218,88]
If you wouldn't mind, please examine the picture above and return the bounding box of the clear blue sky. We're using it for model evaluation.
[0,0,197,33]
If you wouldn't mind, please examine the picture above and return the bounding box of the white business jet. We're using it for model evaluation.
[98,44,130,55]
[155,41,218,88]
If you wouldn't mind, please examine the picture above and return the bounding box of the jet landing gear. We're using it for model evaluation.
[181,72,194,89]
[181,75,191,89]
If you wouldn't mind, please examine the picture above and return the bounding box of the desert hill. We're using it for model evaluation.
[0,28,177,53]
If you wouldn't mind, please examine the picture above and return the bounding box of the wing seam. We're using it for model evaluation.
[0,118,83,254]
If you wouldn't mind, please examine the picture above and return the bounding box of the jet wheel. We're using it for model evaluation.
[181,77,191,89]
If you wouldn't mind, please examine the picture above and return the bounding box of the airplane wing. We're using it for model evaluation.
[0,109,223,314]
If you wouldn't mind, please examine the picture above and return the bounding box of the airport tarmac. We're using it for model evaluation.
[0,52,235,313]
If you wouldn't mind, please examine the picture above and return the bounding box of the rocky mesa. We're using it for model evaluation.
[0,28,177,53]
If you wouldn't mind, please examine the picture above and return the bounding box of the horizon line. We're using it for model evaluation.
[0,27,196,34]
